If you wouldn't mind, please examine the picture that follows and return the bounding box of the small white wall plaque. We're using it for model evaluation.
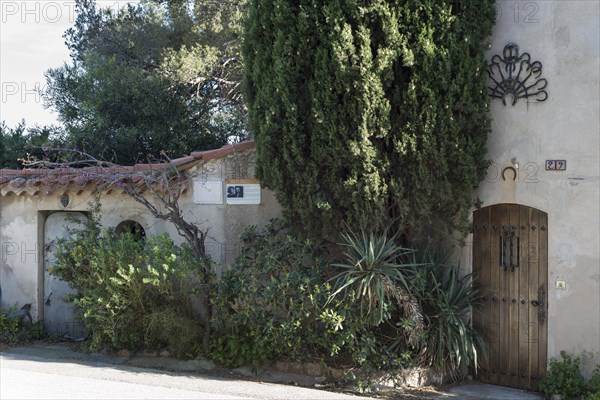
[193,179,223,204]
[226,184,261,205]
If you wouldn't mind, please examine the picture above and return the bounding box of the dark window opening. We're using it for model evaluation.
[115,220,146,241]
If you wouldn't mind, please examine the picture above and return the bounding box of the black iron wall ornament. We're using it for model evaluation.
[60,194,70,208]
[487,43,548,106]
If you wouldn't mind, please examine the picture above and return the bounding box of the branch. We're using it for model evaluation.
[22,147,211,266]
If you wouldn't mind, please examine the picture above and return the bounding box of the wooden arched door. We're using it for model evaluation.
[472,204,548,390]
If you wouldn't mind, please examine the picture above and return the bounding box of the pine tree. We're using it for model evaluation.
[43,0,247,165]
[244,0,495,240]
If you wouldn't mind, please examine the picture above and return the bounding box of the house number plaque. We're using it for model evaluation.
[545,160,566,171]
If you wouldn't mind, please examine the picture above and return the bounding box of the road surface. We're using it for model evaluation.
[0,352,370,400]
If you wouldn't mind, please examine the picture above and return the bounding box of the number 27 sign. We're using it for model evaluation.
[545,160,567,171]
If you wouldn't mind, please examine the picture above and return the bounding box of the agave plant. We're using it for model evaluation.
[328,229,424,334]
[411,243,486,378]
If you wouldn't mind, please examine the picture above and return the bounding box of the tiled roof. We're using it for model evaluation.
[0,141,255,197]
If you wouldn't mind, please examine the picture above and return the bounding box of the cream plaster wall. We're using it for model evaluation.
[0,196,41,319]
[473,0,600,374]
[0,149,281,329]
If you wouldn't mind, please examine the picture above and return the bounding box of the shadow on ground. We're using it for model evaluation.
[0,342,544,400]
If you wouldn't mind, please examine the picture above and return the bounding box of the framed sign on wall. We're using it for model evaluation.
[193,179,223,204]
[225,179,261,205]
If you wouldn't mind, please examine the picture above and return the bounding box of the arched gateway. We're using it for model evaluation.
[472,203,548,391]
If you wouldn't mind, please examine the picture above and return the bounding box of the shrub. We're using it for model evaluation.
[0,311,21,344]
[327,228,427,367]
[212,222,485,380]
[143,308,203,359]
[21,321,47,341]
[539,351,586,399]
[51,213,203,356]
[211,220,361,368]
[0,308,46,344]
[328,229,424,330]
[587,365,600,399]
[329,234,484,378]
[409,250,484,378]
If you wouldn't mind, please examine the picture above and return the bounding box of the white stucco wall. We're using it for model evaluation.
[0,148,281,328]
[473,0,600,374]
[0,196,41,319]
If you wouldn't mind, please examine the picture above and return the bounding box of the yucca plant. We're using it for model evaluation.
[328,230,424,332]
[410,244,485,378]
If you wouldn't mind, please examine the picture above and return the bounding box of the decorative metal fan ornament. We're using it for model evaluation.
[487,43,548,106]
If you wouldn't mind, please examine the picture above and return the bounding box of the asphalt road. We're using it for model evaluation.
[0,345,544,400]
[0,353,371,400]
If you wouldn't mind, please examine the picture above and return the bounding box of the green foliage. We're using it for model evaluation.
[244,0,495,241]
[0,311,21,344]
[211,220,358,367]
[588,365,600,397]
[539,351,587,399]
[43,0,246,165]
[45,53,224,164]
[143,308,203,359]
[328,233,482,377]
[408,244,484,377]
[212,223,484,380]
[328,229,423,329]
[21,321,47,342]
[0,121,65,169]
[51,213,202,356]
[0,309,46,344]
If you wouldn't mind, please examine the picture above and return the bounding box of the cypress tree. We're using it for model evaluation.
[244,0,496,240]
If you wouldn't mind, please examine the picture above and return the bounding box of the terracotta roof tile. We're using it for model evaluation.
[0,141,255,196]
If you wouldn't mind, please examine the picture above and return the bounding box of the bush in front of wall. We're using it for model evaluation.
[0,310,22,344]
[0,308,47,344]
[587,365,600,399]
[51,213,203,356]
[326,228,426,366]
[407,243,485,379]
[539,351,586,399]
[210,219,363,368]
[211,220,484,382]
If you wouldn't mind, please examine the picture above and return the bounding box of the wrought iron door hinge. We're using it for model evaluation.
[531,285,546,324]
[537,285,546,324]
